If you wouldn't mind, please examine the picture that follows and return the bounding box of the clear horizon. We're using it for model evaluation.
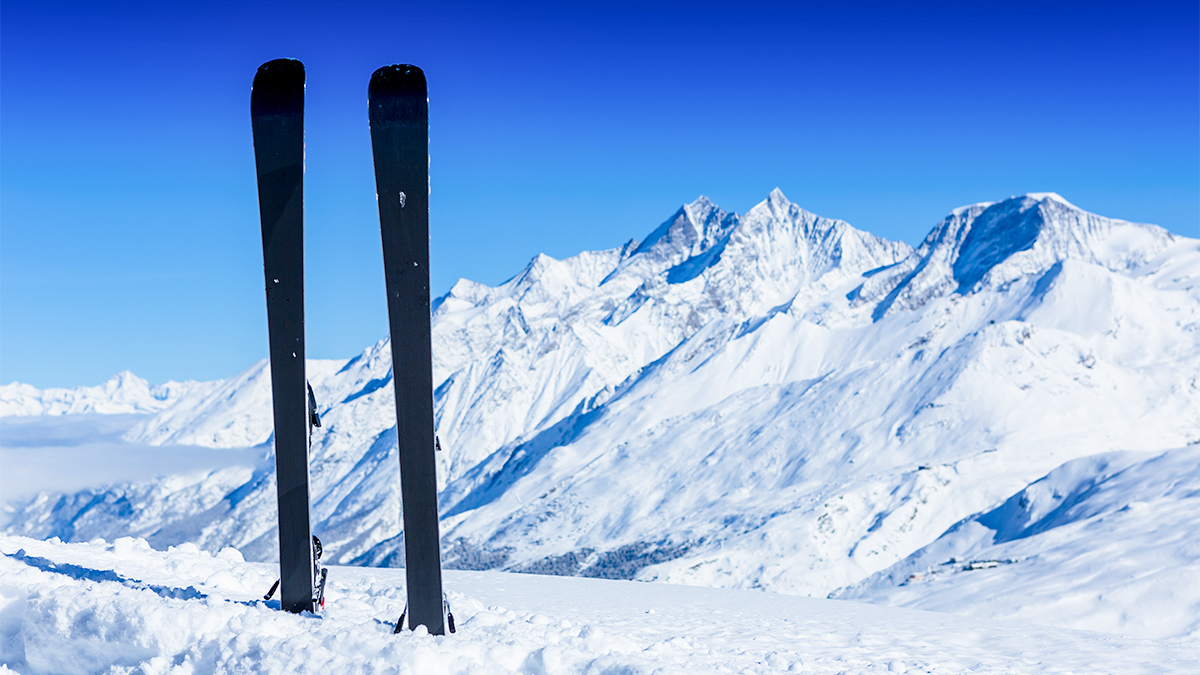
[3,0,1197,388]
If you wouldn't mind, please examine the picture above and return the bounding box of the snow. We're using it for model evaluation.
[2,535,1194,674]
[839,444,1200,641]
[1023,192,1078,209]
[3,190,1198,647]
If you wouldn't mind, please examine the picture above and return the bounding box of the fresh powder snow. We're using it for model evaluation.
[1,535,1195,674]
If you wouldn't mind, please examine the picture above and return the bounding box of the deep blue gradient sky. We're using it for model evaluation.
[3,1,1197,387]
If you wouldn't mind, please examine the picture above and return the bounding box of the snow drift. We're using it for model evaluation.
[2,535,1192,674]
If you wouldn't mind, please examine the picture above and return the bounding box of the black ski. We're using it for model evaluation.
[368,64,446,635]
[251,58,316,614]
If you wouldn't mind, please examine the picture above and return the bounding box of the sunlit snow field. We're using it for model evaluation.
[2,535,1196,674]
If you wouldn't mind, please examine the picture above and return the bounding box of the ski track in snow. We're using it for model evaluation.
[1,535,1195,675]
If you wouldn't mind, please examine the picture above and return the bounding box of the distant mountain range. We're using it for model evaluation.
[0,370,203,417]
[5,190,1198,639]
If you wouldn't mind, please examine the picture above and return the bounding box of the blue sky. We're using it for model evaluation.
[2,1,1197,388]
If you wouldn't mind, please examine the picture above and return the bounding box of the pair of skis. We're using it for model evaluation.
[251,59,447,635]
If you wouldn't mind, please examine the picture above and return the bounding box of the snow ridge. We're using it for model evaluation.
[861,193,1177,320]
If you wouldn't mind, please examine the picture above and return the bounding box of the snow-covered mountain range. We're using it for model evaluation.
[0,371,204,417]
[5,189,1199,640]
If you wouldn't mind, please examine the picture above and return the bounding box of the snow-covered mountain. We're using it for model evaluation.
[5,190,1199,639]
[0,371,204,417]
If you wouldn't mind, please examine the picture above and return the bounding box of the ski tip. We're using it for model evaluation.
[257,58,304,73]
[252,59,305,116]
[369,64,426,96]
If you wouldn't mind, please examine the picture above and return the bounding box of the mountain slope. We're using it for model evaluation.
[837,443,1200,641]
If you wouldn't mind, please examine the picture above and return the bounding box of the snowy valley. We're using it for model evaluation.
[3,190,1199,648]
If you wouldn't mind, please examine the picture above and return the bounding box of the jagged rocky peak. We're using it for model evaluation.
[630,190,905,287]
[597,189,915,320]
[632,196,737,262]
[750,187,820,227]
[736,189,913,274]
